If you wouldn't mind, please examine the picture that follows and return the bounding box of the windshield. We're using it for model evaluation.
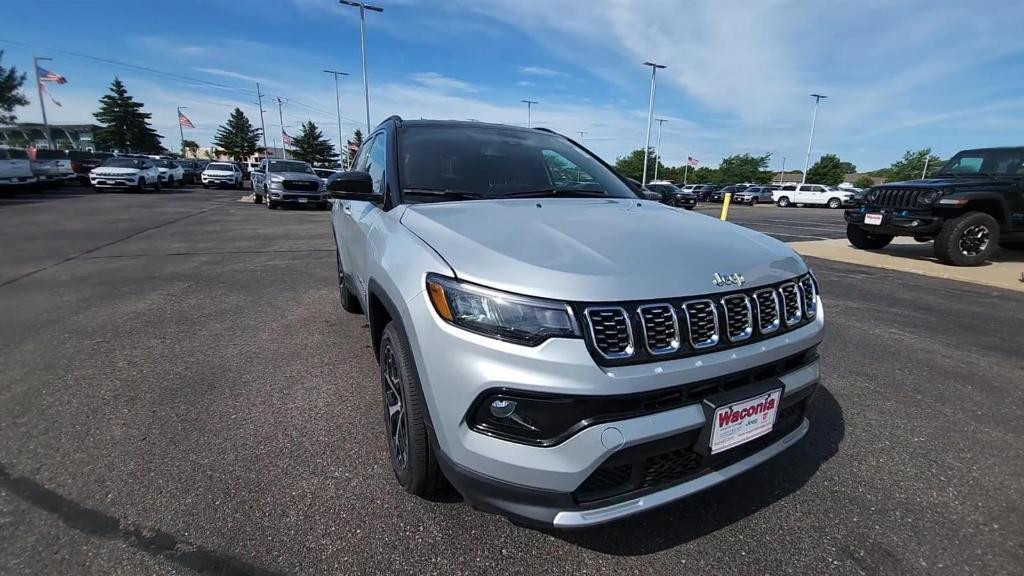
[34,149,67,160]
[67,151,94,160]
[157,160,176,168]
[101,158,143,168]
[398,125,635,200]
[938,149,1024,176]
[207,163,234,171]
[268,160,313,173]
[5,148,29,159]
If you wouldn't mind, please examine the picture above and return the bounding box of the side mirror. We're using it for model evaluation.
[327,171,375,199]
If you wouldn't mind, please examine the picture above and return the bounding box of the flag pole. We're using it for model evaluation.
[683,152,690,185]
[34,56,53,149]
[177,106,186,157]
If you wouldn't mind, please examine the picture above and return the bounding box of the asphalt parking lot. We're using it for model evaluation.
[2,186,1022,575]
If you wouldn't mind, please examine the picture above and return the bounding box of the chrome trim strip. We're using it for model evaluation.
[584,306,635,360]
[753,288,781,334]
[779,282,802,326]
[552,419,810,527]
[799,274,817,320]
[682,299,719,349]
[720,294,753,342]
[637,304,681,355]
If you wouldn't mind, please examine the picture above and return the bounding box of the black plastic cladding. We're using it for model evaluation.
[572,275,818,367]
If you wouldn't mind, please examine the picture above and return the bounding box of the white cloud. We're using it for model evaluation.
[516,80,534,87]
[519,66,563,77]
[409,72,479,93]
[194,68,268,85]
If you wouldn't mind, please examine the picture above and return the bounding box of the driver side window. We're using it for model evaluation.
[364,132,387,196]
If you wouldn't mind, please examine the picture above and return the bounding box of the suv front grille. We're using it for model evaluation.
[874,188,924,209]
[282,179,319,192]
[585,307,633,359]
[579,276,816,366]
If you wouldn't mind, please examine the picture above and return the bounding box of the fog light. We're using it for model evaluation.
[489,398,516,418]
[910,220,920,227]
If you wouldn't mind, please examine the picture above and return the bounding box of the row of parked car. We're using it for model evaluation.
[635,180,864,209]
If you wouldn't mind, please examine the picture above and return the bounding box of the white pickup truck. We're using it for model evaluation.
[773,184,855,208]
[0,146,36,189]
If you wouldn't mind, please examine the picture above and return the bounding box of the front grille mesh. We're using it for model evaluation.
[721,295,752,341]
[586,308,633,358]
[683,300,718,348]
[282,179,319,191]
[754,289,780,334]
[799,275,817,319]
[874,188,923,208]
[639,305,679,354]
[779,283,802,325]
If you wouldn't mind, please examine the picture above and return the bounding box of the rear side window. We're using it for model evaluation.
[364,132,387,196]
[35,149,68,159]
[67,151,94,160]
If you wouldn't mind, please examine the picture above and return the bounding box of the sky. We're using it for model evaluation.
[2,0,1023,172]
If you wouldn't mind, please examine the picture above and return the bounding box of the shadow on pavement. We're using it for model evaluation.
[0,188,94,208]
[0,463,283,576]
[876,241,1024,264]
[544,385,845,556]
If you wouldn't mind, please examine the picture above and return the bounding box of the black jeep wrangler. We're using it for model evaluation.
[844,147,1024,266]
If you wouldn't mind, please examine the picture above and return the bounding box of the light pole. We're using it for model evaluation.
[275,97,288,160]
[256,82,269,159]
[641,61,666,185]
[323,69,349,168]
[654,118,667,181]
[801,94,827,185]
[33,56,53,149]
[777,156,786,186]
[339,1,383,134]
[521,100,538,128]
[177,106,188,157]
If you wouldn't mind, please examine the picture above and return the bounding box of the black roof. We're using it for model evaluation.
[380,116,549,135]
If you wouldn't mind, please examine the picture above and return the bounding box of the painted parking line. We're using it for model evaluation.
[729,221,845,233]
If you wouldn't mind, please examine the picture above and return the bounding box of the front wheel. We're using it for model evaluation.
[750,198,758,206]
[827,197,842,209]
[380,322,443,496]
[933,211,999,266]
[777,196,791,207]
[136,178,146,193]
[847,223,894,250]
[253,192,263,204]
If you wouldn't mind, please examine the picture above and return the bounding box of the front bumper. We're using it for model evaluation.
[844,209,944,236]
[267,190,329,204]
[203,178,236,186]
[0,175,37,186]
[403,289,826,526]
[672,195,697,206]
[90,177,138,187]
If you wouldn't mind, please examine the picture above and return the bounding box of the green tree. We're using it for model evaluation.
[806,154,846,186]
[0,50,28,124]
[838,161,857,174]
[886,148,942,182]
[93,78,163,153]
[290,120,339,167]
[181,139,200,157]
[614,148,664,182]
[213,107,262,161]
[346,128,364,168]
[688,166,718,184]
[853,175,875,189]
[716,153,771,184]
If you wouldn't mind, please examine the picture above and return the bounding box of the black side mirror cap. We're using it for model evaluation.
[327,170,376,199]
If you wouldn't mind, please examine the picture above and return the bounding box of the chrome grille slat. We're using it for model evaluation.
[683,299,719,349]
[799,275,817,320]
[779,282,802,326]
[720,294,753,342]
[754,289,781,334]
[638,304,680,355]
[585,307,634,359]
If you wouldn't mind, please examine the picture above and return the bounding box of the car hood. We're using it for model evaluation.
[400,198,807,301]
[880,177,1006,188]
[91,167,139,175]
[269,171,319,181]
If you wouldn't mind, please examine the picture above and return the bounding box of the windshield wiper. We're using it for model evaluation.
[498,188,607,198]
[402,188,489,200]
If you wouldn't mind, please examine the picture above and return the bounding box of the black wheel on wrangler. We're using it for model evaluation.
[335,246,361,314]
[380,322,442,496]
[777,196,791,207]
[847,223,894,250]
[934,211,999,266]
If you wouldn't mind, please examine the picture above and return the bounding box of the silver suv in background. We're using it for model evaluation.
[251,159,329,210]
[30,148,75,187]
[328,118,825,527]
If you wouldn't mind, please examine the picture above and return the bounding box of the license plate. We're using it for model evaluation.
[297,197,308,203]
[709,388,782,454]
[864,213,883,226]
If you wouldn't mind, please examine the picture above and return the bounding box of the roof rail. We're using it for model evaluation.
[533,127,557,134]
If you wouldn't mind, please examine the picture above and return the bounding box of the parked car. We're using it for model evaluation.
[89,157,162,192]
[680,184,698,192]
[155,160,185,187]
[228,160,249,181]
[773,184,855,208]
[710,185,745,202]
[845,146,1024,266]
[0,146,36,189]
[646,182,697,209]
[314,168,341,183]
[67,150,103,185]
[201,162,244,189]
[177,160,199,185]
[30,148,75,187]
[732,186,774,205]
[691,184,719,201]
[328,117,825,527]
[251,159,328,209]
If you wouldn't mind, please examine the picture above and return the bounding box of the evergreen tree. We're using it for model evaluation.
[0,50,28,124]
[291,120,339,167]
[213,107,262,161]
[181,139,200,158]
[346,128,364,168]
[806,154,847,186]
[93,78,163,152]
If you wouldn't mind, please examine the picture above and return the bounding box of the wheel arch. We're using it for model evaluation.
[961,198,1010,229]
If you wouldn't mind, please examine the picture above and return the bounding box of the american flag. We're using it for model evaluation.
[178,110,195,129]
[37,66,67,84]
[282,131,295,147]
[687,156,699,167]
[38,81,61,107]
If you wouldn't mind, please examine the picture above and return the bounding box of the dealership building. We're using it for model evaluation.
[0,123,102,150]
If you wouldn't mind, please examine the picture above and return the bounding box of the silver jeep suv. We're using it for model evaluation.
[329,118,825,527]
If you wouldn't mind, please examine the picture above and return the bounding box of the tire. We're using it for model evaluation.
[750,198,758,206]
[202,183,208,189]
[380,321,442,497]
[827,197,842,209]
[933,211,1000,266]
[235,178,242,190]
[153,179,161,193]
[137,178,146,193]
[847,223,894,250]
[253,192,263,204]
[684,206,695,210]
[167,176,175,188]
[777,196,791,207]
[336,246,361,314]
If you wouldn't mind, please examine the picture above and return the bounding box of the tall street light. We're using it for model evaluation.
[654,117,667,181]
[641,61,666,185]
[255,82,269,158]
[339,1,383,134]
[521,100,538,128]
[801,94,827,185]
[323,69,349,168]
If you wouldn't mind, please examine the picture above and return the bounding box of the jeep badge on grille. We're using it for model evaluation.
[713,272,745,287]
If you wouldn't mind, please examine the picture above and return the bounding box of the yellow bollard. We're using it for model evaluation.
[720,192,732,220]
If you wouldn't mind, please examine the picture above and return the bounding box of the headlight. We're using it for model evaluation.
[425,274,580,346]
[918,189,939,204]
[866,189,879,203]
